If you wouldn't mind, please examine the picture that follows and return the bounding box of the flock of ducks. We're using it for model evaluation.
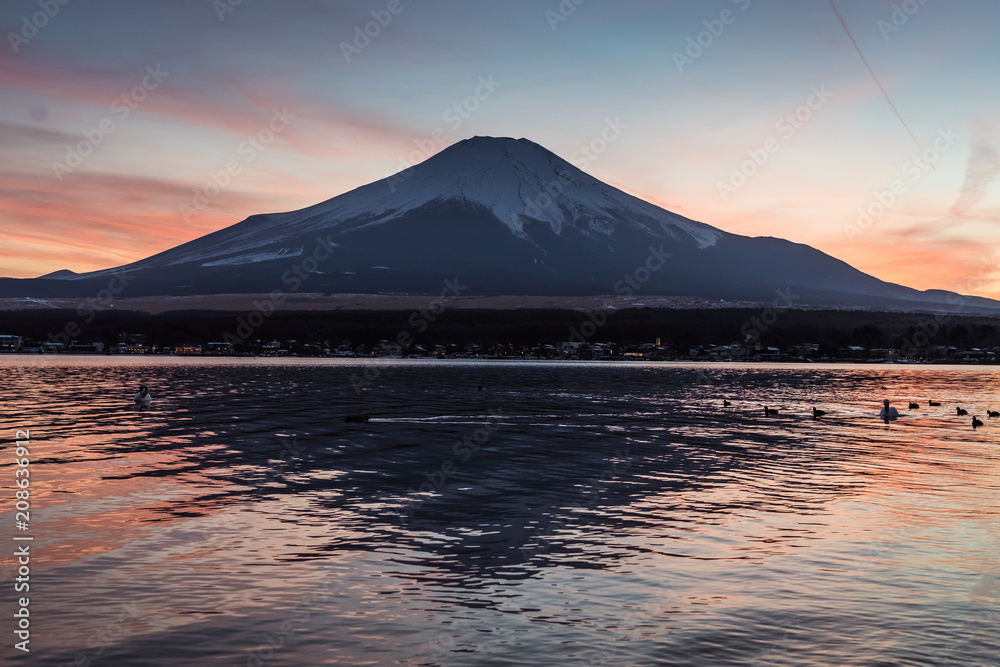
[750,397,998,428]
[132,381,997,429]
[759,405,827,419]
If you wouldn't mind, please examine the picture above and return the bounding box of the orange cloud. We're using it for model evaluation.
[0,169,277,276]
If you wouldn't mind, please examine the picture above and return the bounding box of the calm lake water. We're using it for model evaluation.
[1,357,998,666]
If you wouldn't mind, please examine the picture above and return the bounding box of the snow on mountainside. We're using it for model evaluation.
[319,136,724,246]
[9,135,1000,313]
[149,136,722,269]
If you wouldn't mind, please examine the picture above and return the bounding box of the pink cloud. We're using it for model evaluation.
[0,169,276,276]
[0,58,417,161]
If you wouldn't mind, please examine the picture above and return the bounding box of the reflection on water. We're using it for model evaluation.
[1,357,999,666]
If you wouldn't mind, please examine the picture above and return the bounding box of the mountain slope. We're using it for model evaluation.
[3,136,999,313]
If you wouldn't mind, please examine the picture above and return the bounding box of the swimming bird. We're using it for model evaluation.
[957,407,968,416]
[812,407,827,419]
[134,384,151,408]
[879,399,899,420]
[972,416,984,428]
[988,410,999,418]
[723,400,731,407]
[345,415,370,423]
[928,400,940,406]
[908,402,919,410]
[477,385,484,391]
[764,406,779,416]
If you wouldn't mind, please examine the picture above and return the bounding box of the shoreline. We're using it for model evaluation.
[2,352,998,367]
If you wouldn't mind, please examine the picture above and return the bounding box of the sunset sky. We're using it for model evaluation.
[2,0,999,297]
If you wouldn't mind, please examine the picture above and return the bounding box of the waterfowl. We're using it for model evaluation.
[908,402,920,410]
[988,411,1000,418]
[928,400,941,406]
[134,385,151,408]
[764,406,779,416]
[345,415,370,423]
[879,400,899,420]
[723,400,731,407]
[812,407,827,419]
[972,416,984,428]
[957,407,968,416]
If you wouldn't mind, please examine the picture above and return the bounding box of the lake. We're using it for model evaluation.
[1,357,998,666]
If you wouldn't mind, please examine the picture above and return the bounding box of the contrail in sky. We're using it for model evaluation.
[829,0,928,158]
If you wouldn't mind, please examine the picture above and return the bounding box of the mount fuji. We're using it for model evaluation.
[5,136,999,312]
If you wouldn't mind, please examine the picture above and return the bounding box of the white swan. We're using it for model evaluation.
[878,399,899,420]
[134,385,151,407]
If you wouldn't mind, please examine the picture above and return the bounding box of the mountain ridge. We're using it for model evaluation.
[3,136,999,314]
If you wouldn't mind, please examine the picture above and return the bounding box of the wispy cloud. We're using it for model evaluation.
[0,120,76,147]
[950,117,1000,218]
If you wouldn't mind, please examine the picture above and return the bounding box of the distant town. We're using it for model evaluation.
[1,332,997,363]
[1,305,998,363]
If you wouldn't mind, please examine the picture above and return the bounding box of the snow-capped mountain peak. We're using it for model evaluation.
[280,136,721,248]
[25,135,998,317]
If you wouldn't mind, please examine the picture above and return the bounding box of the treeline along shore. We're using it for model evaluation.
[1,306,999,362]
